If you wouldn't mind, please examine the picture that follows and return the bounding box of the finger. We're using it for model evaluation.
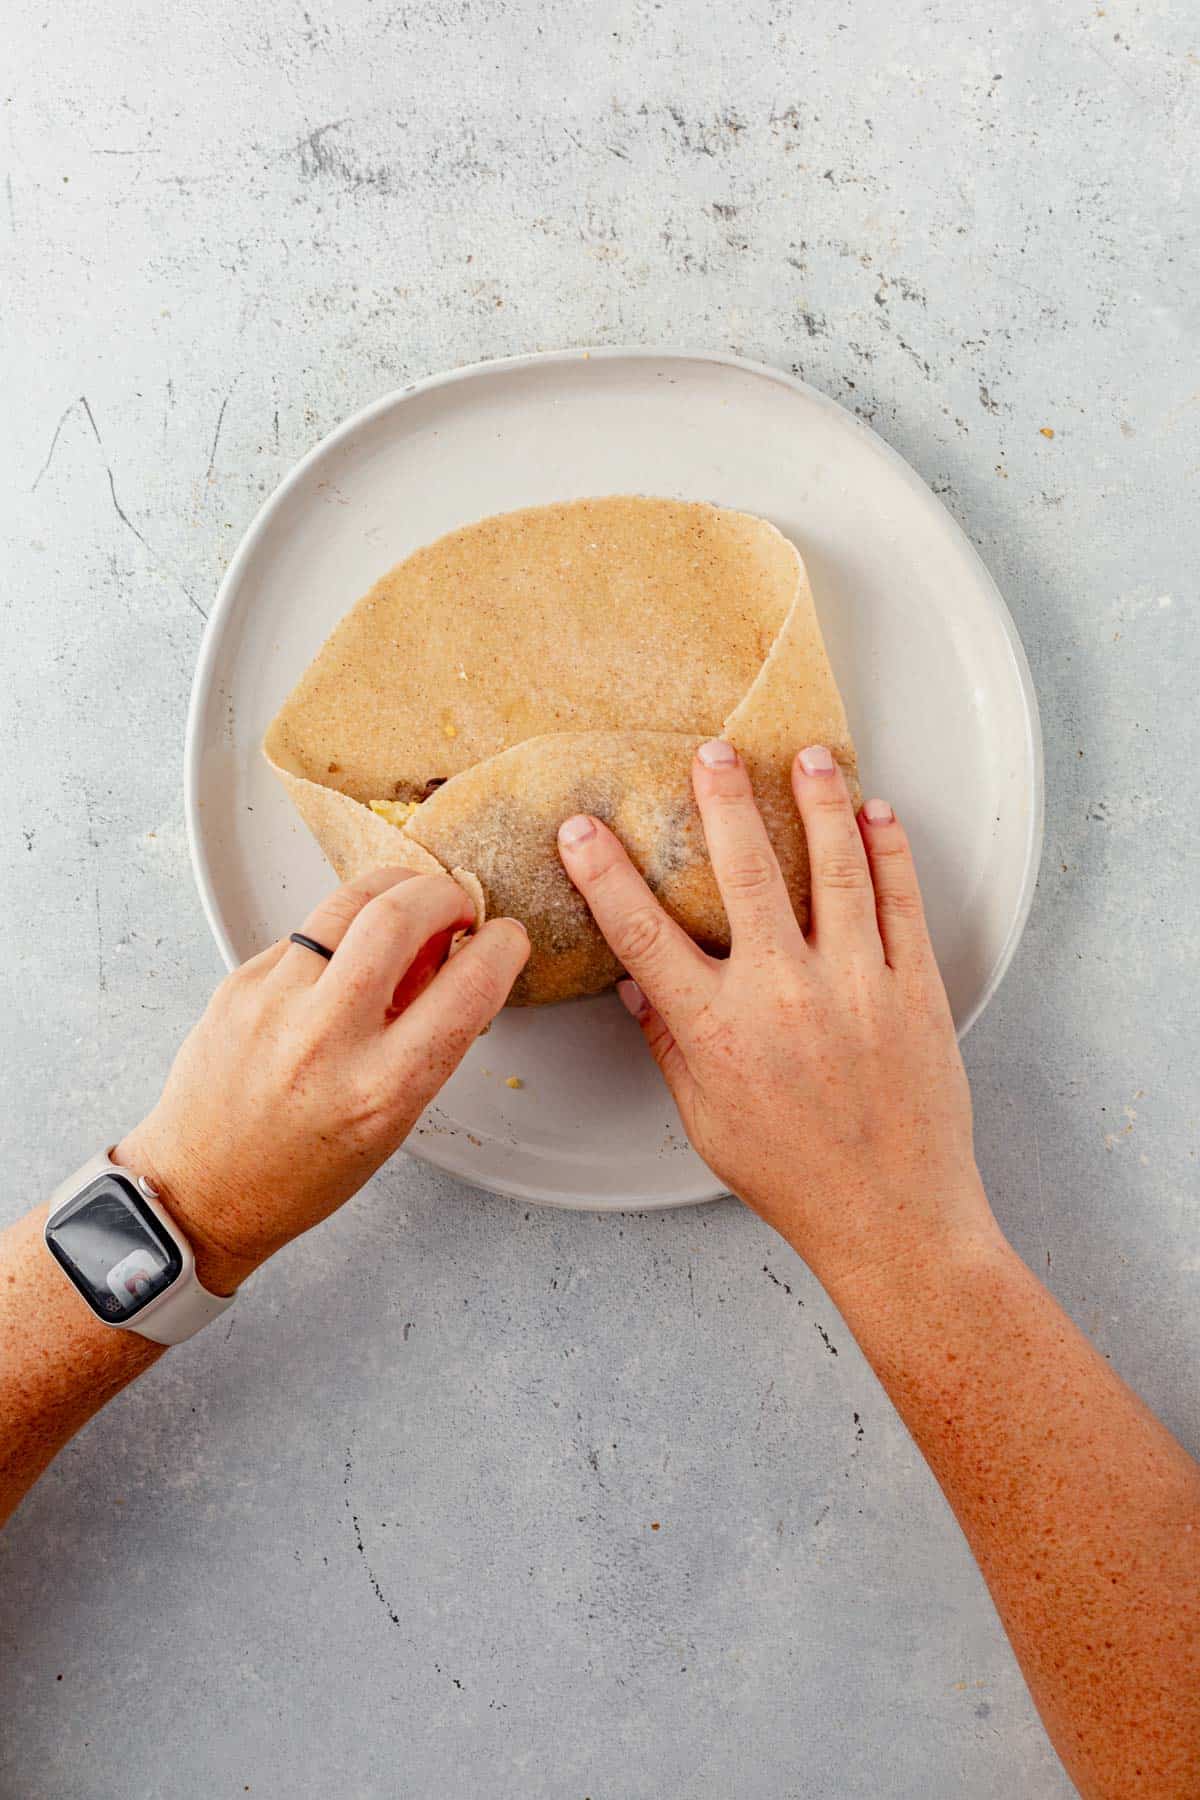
[319,873,478,1023]
[276,866,420,986]
[617,979,694,1104]
[385,918,530,1093]
[691,740,803,951]
[791,746,879,955]
[237,939,291,981]
[857,799,937,971]
[386,924,459,1019]
[557,814,714,1038]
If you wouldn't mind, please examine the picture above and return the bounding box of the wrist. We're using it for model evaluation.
[818,1202,1012,1323]
[782,1165,1001,1305]
[111,1130,260,1299]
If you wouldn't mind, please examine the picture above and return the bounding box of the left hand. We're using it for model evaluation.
[115,867,529,1293]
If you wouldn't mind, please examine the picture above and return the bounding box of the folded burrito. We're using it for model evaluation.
[264,496,858,1004]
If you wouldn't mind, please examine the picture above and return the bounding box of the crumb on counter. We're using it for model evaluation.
[1039,426,1055,438]
[443,721,458,738]
[505,1075,524,1090]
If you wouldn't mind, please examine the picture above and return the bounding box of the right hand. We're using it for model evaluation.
[558,740,995,1294]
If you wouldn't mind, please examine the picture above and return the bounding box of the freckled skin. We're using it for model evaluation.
[0,868,530,1526]
[559,746,1200,1800]
[2,759,1198,1798]
[0,1213,164,1509]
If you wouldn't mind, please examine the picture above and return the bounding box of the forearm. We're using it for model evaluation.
[0,1206,164,1526]
[823,1210,1200,1800]
[0,873,527,1530]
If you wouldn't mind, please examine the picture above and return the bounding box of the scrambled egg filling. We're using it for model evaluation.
[369,798,421,828]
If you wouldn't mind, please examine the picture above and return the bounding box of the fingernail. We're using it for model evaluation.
[558,814,597,848]
[862,797,894,824]
[797,744,835,777]
[697,738,738,768]
[617,978,649,1019]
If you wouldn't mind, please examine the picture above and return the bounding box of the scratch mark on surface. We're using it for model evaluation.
[292,118,350,173]
[1160,391,1200,433]
[344,1448,402,1630]
[206,380,237,481]
[32,396,208,620]
[1032,1126,1049,1269]
[995,270,1060,311]
[5,174,14,237]
[813,1322,839,1356]
[31,401,80,493]
[763,1261,805,1311]
[1076,31,1145,102]
[81,786,106,995]
[288,119,394,192]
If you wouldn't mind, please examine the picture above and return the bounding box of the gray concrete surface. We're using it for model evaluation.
[1,1,1196,1794]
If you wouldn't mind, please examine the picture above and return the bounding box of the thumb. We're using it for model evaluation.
[617,979,693,1100]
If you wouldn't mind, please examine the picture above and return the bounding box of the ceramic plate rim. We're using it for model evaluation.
[184,345,1045,1205]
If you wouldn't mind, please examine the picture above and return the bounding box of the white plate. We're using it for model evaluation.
[186,349,1043,1211]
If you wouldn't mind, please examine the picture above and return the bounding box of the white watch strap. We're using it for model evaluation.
[46,1150,236,1346]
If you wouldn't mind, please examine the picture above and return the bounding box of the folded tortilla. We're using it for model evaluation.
[265,496,858,1003]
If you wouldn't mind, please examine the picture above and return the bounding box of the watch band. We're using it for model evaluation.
[45,1150,236,1346]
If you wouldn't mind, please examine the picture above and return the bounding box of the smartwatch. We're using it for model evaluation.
[44,1151,235,1345]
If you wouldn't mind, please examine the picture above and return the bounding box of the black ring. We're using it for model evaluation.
[289,931,334,962]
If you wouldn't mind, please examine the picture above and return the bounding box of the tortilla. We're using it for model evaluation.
[265,496,858,1004]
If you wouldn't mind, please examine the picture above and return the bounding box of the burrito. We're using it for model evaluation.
[264,496,858,1004]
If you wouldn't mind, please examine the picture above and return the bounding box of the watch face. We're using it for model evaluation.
[45,1173,182,1324]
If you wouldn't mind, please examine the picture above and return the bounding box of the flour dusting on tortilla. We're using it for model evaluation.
[264,496,858,1003]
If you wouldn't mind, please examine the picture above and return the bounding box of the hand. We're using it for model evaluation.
[115,869,529,1293]
[558,741,993,1293]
